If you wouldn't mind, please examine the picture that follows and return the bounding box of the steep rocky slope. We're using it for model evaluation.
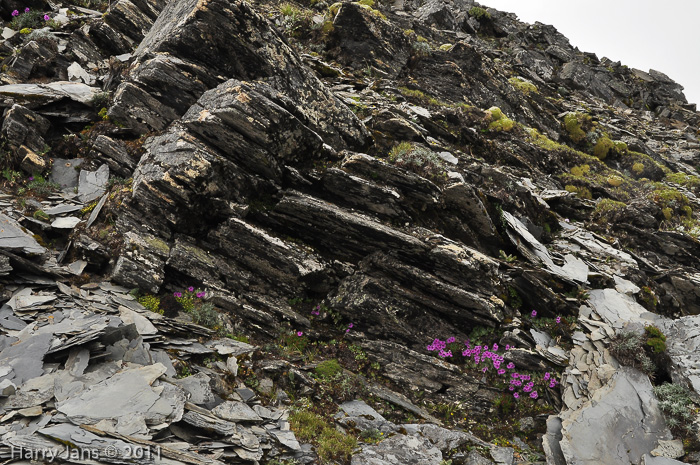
[1,0,700,463]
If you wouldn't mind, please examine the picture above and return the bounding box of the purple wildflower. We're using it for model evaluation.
[530,391,538,399]
[505,344,511,350]
[482,367,487,373]
[556,316,561,324]
[43,14,49,20]
[507,362,515,369]
[173,292,182,298]
[348,323,354,329]
[25,7,30,12]
[297,331,303,336]
[196,292,205,298]
[188,286,194,292]
[492,343,498,351]
[509,386,515,391]
[345,329,350,333]
[498,369,506,375]
[12,9,18,16]
[531,310,537,318]
[544,372,551,380]
[513,393,519,399]
[28,176,34,181]
[446,336,455,344]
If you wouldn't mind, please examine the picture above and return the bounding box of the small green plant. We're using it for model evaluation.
[468,6,491,19]
[10,8,49,31]
[33,210,49,221]
[644,325,666,353]
[499,250,517,263]
[509,77,538,94]
[317,427,357,463]
[315,359,343,378]
[593,136,614,160]
[359,428,383,444]
[388,142,446,179]
[2,168,22,184]
[563,112,589,144]
[137,294,163,315]
[654,383,698,437]
[487,106,515,132]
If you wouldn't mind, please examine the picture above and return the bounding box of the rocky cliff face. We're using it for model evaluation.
[1,0,700,463]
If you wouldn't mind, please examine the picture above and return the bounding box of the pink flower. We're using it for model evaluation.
[492,343,498,351]
[297,331,303,336]
[508,386,514,391]
[462,349,470,356]
[531,310,537,318]
[348,323,354,329]
[513,393,519,399]
[24,7,30,12]
[43,14,49,20]
[544,372,551,380]
[446,336,455,343]
[549,381,557,388]
[530,391,538,399]
[505,344,510,350]
[507,362,515,369]
[556,316,561,324]
[498,369,506,375]
[345,329,350,333]
[473,356,480,363]
[188,286,194,292]
[173,292,182,298]
[482,367,487,373]
[11,9,18,16]
[512,373,519,378]
[196,292,205,298]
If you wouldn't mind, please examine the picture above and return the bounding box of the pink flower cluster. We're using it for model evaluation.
[173,287,206,299]
[427,336,561,400]
[310,305,321,316]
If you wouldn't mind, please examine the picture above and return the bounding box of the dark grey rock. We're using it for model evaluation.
[1,104,50,153]
[110,0,369,149]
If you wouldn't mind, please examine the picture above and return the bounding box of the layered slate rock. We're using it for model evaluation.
[109,0,369,149]
[558,368,671,465]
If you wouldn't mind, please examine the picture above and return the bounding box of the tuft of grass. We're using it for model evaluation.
[315,359,343,378]
[317,427,357,463]
[388,142,446,179]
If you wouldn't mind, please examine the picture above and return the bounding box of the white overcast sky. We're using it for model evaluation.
[481,0,700,107]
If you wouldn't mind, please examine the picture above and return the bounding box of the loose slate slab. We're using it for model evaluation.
[558,368,671,465]
[587,289,658,330]
[50,158,83,192]
[0,214,46,255]
[43,204,83,215]
[78,164,110,203]
[39,424,154,464]
[56,363,171,433]
[51,216,81,229]
[0,82,100,107]
[212,401,262,423]
[0,332,53,385]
